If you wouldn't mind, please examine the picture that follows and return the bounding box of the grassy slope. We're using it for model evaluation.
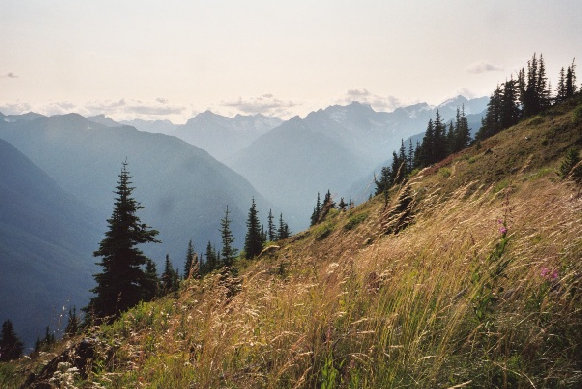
[3,96,582,388]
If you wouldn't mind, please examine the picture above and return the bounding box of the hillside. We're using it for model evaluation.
[0,114,270,263]
[0,139,101,350]
[3,96,582,387]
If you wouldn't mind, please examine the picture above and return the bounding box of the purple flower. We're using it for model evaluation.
[499,226,508,235]
[540,267,559,281]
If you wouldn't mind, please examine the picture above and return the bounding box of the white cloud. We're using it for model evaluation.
[0,102,32,115]
[222,94,298,117]
[466,61,503,74]
[339,89,402,112]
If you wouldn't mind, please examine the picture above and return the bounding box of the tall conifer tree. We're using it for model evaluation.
[267,209,276,241]
[220,206,237,267]
[86,161,160,320]
[244,198,263,259]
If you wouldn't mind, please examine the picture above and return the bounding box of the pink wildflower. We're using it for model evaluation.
[499,226,508,235]
[540,267,559,281]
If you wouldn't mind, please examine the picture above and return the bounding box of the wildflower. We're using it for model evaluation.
[499,226,507,235]
[540,267,559,281]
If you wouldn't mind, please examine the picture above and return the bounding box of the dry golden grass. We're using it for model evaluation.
[4,96,582,388]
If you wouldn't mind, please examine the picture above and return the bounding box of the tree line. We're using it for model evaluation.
[375,53,578,197]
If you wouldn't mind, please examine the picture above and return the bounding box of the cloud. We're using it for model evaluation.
[3,72,18,78]
[222,94,298,117]
[0,102,32,115]
[340,89,401,112]
[125,104,184,116]
[156,97,168,104]
[466,61,503,74]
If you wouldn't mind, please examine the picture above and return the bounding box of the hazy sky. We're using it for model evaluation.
[1,0,580,122]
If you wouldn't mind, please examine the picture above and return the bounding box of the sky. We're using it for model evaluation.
[1,0,580,123]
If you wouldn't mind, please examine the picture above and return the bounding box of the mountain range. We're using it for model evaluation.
[0,114,270,263]
[227,95,488,228]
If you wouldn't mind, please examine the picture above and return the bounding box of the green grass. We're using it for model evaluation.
[344,212,368,230]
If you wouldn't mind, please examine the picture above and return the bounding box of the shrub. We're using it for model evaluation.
[558,147,582,183]
[313,223,334,240]
[438,167,451,178]
[573,104,582,123]
[344,212,368,230]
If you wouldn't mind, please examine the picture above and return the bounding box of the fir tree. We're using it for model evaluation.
[86,161,160,320]
[183,240,195,279]
[220,206,237,267]
[310,192,321,226]
[0,320,23,361]
[374,166,392,206]
[338,197,347,211]
[537,54,551,111]
[476,85,502,140]
[277,213,291,239]
[161,254,179,294]
[433,110,447,162]
[143,259,159,300]
[565,58,577,98]
[64,307,80,337]
[267,209,276,241]
[244,198,263,259]
[500,78,520,129]
[556,67,566,103]
[204,241,217,273]
[407,139,414,172]
[420,118,435,166]
[559,148,582,182]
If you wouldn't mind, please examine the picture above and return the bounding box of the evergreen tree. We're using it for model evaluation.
[277,213,291,239]
[267,209,276,241]
[183,240,195,279]
[204,241,217,273]
[0,320,23,361]
[565,58,577,98]
[374,166,392,206]
[64,307,80,337]
[35,326,56,353]
[407,139,414,172]
[161,254,179,294]
[398,139,407,170]
[143,259,159,300]
[338,197,347,211]
[86,161,160,320]
[220,206,237,267]
[433,110,447,162]
[446,121,455,154]
[500,78,520,129]
[537,54,551,111]
[476,85,502,140]
[310,192,321,226]
[556,67,567,103]
[244,198,263,259]
[523,53,540,117]
[559,148,582,181]
[420,118,435,166]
